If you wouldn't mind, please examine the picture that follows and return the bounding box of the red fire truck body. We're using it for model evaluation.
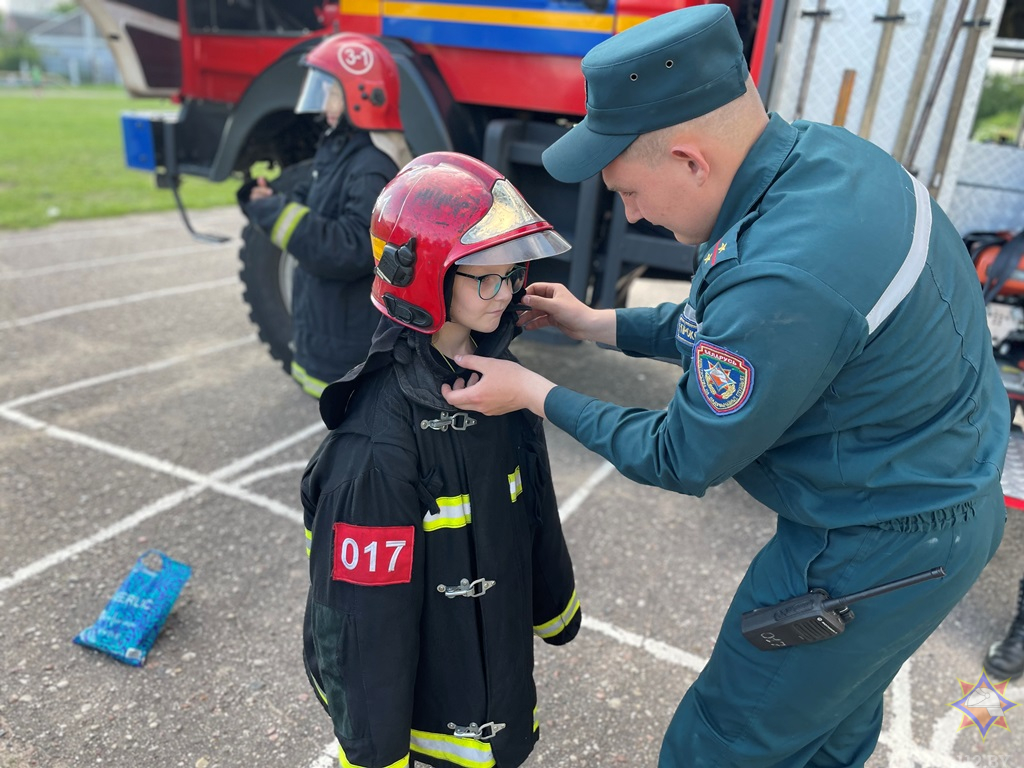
[80,0,782,368]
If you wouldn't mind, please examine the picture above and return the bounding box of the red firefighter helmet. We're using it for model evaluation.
[295,33,402,131]
[370,152,571,333]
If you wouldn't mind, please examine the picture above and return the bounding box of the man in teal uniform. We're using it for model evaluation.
[441,5,1008,767]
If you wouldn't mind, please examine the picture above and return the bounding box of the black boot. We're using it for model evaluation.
[984,576,1024,681]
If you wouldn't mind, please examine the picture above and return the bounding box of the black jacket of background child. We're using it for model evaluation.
[243,128,398,386]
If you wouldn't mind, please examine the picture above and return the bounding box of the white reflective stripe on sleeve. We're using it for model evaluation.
[533,588,581,639]
[410,729,495,768]
[508,465,522,502]
[339,743,408,768]
[424,494,472,531]
[270,202,310,251]
[865,172,932,334]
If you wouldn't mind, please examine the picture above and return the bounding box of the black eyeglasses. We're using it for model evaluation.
[454,265,527,299]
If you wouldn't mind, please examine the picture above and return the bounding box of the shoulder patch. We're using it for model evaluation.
[701,238,730,267]
[332,523,414,585]
[693,341,754,416]
[676,304,700,348]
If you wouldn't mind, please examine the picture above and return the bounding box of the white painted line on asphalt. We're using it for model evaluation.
[928,707,966,756]
[233,461,310,487]
[0,243,231,280]
[887,660,915,756]
[0,218,239,249]
[582,614,707,675]
[559,460,616,523]
[0,409,323,593]
[208,429,323,482]
[0,484,209,594]
[0,277,238,330]
[0,226,179,249]
[0,335,256,409]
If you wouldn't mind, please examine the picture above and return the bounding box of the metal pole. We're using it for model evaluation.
[794,0,830,120]
[858,0,906,141]
[892,0,949,163]
[904,0,972,174]
[928,0,991,197]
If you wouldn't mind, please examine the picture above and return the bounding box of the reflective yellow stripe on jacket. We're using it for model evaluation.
[508,465,522,502]
[424,494,472,531]
[410,729,495,768]
[291,361,328,399]
[270,201,309,251]
[533,588,581,640]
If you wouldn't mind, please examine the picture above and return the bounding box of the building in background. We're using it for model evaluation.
[2,3,118,85]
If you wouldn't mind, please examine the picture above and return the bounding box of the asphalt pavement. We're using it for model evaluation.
[1,207,1023,768]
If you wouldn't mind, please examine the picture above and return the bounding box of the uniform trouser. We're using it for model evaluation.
[659,484,1006,768]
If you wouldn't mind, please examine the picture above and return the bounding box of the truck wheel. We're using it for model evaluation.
[239,227,296,372]
[237,160,313,373]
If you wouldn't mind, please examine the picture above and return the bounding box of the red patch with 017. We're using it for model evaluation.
[332,523,414,586]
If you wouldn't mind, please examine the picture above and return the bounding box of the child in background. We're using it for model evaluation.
[239,33,410,398]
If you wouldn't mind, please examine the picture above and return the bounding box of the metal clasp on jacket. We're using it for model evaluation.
[420,411,477,432]
[437,577,495,598]
[447,721,506,741]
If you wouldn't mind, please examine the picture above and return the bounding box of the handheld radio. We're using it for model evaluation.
[741,567,946,651]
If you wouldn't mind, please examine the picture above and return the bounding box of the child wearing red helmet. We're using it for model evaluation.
[301,152,581,768]
[239,33,411,398]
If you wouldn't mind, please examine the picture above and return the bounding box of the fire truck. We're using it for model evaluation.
[79,0,1021,381]
[75,0,777,368]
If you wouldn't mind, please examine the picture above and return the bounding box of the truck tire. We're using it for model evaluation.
[240,227,296,372]
[237,160,313,373]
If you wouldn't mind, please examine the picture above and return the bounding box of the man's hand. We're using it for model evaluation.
[441,356,555,418]
[517,282,617,347]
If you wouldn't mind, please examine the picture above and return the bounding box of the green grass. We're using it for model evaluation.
[0,86,237,230]
[974,111,1023,144]
[0,84,1016,231]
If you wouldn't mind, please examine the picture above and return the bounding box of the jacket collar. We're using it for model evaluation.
[705,113,797,247]
[319,311,520,429]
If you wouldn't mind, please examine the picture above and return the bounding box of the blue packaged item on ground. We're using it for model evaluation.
[73,550,191,667]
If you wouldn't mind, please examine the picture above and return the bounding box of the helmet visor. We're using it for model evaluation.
[295,69,344,115]
[456,229,571,267]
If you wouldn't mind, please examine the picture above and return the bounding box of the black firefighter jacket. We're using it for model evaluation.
[301,315,582,768]
[242,128,398,392]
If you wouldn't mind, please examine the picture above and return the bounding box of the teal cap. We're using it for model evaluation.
[542,4,748,183]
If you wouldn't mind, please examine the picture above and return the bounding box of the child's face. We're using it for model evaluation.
[449,262,522,334]
[324,82,345,128]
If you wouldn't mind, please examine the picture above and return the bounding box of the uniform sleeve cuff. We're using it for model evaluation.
[544,386,596,438]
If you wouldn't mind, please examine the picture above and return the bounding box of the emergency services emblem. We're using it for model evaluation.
[948,671,1018,740]
[694,341,753,415]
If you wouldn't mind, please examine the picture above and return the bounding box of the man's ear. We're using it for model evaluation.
[670,144,710,185]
